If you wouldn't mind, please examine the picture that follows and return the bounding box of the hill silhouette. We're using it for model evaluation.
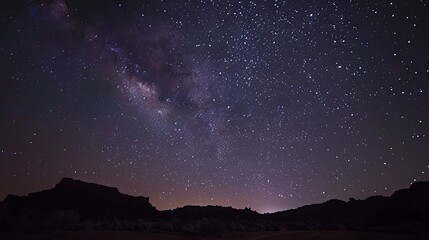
[1,178,157,220]
[271,182,429,232]
[1,178,428,234]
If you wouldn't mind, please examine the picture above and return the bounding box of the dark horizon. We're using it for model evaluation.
[2,176,429,237]
[1,0,428,214]
[2,176,429,215]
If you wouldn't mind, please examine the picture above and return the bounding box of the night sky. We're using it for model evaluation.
[1,0,428,213]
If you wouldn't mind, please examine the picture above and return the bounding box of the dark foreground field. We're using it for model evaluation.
[1,231,428,240]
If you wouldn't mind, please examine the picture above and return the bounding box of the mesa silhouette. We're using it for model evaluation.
[1,178,157,220]
[1,178,428,234]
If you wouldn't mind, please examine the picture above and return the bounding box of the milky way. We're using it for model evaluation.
[1,0,428,213]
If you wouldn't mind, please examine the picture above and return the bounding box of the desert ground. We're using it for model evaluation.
[1,230,428,240]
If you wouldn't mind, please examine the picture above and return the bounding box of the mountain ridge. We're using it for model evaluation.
[3,177,425,213]
[1,178,429,233]
[2,177,157,220]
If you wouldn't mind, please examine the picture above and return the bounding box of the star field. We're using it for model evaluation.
[0,0,428,213]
